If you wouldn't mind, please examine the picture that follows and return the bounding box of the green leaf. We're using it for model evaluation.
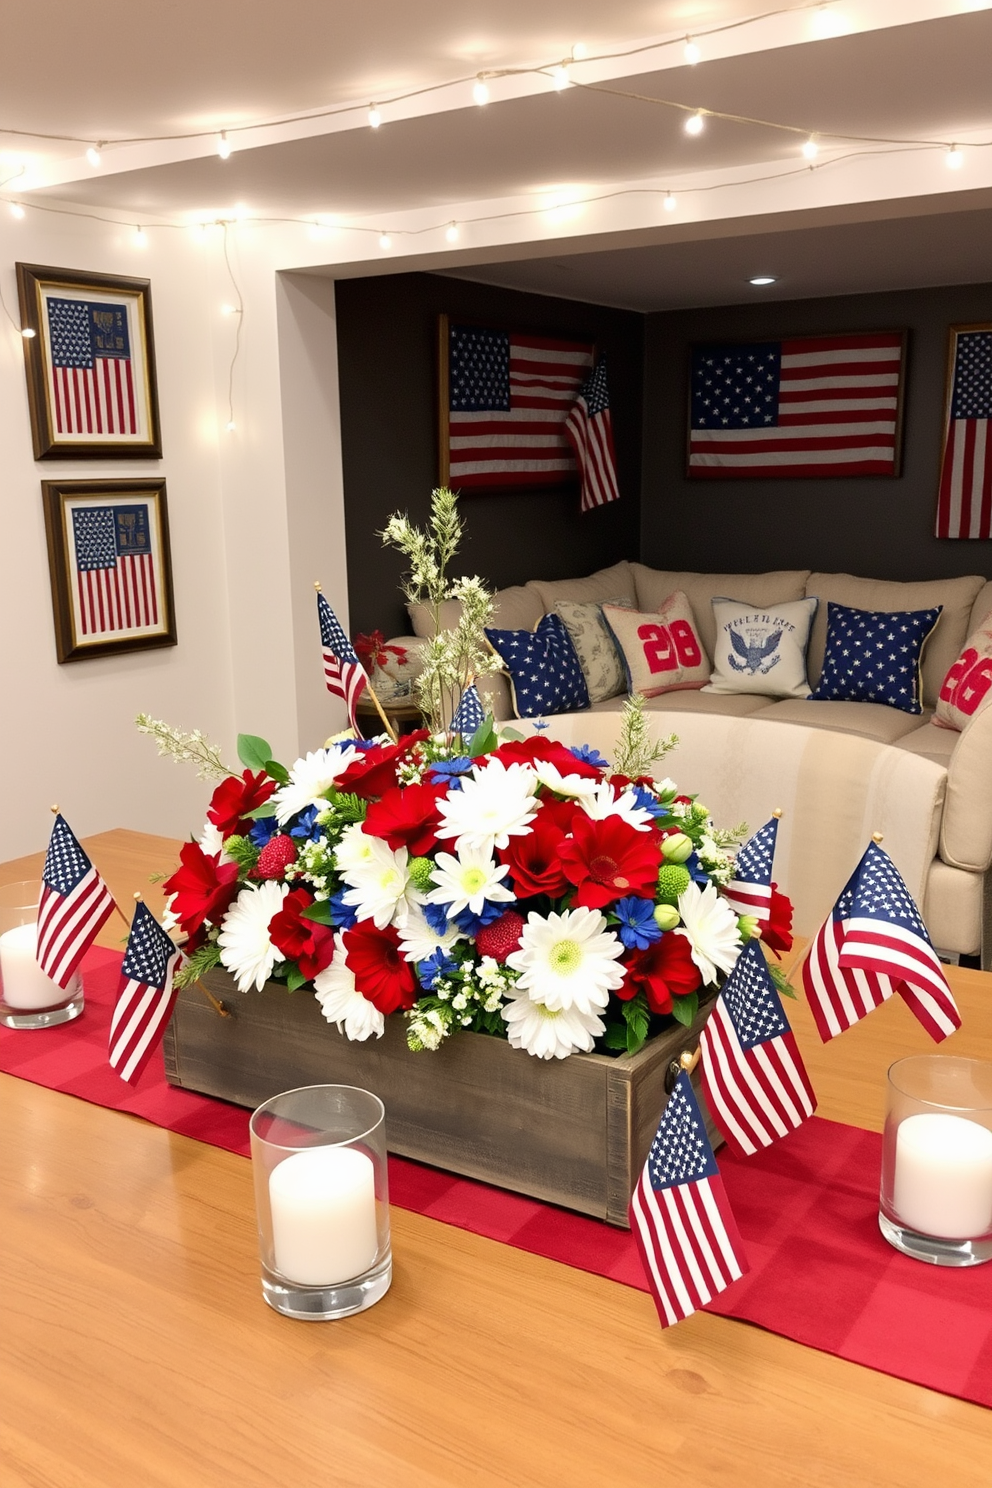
[237,733,273,771]
[264,759,290,785]
[467,713,498,757]
[285,965,308,992]
[174,942,222,989]
[242,803,277,821]
[223,834,259,877]
[499,727,526,742]
[621,991,650,1056]
[768,961,798,1000]
[670,990,699,1027]
[301,900,332,925]
[603,1023,628,1051]
[326,790,367,823]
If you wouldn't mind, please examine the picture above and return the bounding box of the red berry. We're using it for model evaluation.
[255,834,297,880]
[475,910,525,964]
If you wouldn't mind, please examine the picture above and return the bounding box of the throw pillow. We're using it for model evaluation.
[485,612,590,719]
[554,596,634,704]
[809,602,942,715]
[705,597,818,699]
[601,593,711,698]
[934,615,992,730]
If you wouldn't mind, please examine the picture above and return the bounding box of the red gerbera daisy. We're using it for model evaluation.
[619,932,701,1016]
[558,814,662,909]
[362,783,445,856]
[343,922,418,1014]
[162,841,240,941]
[498,800,574,898]
[268,888,335,981]
[762,884,794,957]
[493,736,602,779]
[206,769,276,839]
[335,732,429,800]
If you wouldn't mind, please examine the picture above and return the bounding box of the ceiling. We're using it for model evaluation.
[4,1,992,311]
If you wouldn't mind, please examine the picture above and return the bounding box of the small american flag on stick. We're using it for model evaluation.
[700,940,816,1157]
[450,682,486,738]
[935,326,992,540]
[803,841,961,1043]
[564,358,620,511]
[629,1072,749,1328]
[316,590,368,731]
[36,814,116,989]
[108,901,181,1085]
[722,816,779,924]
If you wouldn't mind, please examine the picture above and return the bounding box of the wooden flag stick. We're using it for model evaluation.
[772,807,783,819]
[680,1047,702,1076]
[872,831,884,844]
[314,581,398,744]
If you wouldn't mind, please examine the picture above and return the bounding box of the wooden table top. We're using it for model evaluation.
[1,831,989,1488]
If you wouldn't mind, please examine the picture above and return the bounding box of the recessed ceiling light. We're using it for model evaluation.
[749,276,777,286]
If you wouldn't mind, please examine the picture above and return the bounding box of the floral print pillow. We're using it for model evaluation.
[554,597,634,704]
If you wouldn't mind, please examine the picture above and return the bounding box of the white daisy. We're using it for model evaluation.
[396,906,464,964]
[197,819,226,857]
[340,838,417,929]
[161,892,181,937]
[426,847,514,919]
[434,758,539,856]
[218,881,288,992]
[313,933,385,1041]
[501,995,605,1059]
[532,760,598,800]
[333,820,377,875]
[273,745,361,825]
[506,906,625,1015]
[676,879,743,986]
[577,781,654,832]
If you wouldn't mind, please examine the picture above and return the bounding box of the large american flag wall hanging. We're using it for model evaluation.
[935,324,992,540]
[16,263,162,460]
[687,331,907,479]
[41,479,177,663]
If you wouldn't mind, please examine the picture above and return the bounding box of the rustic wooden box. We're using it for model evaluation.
[163,970,719,1228]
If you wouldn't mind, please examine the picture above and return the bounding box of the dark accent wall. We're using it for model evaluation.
[335,272,643,636]
[642,282,992,584]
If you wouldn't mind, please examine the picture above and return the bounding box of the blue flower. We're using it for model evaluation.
[417,949,459,990]
[248,816,281,849]
[423,901,452,936]
[327,888,357,929]
[532,718,550,732]
[569,743,608,769]
[426,757,474,784]
[631,784,665,819]
[451,900,504,936]
[289,804,322,841]
[350,739,379,753]
[684,851,710,885]
[614,896,662,951]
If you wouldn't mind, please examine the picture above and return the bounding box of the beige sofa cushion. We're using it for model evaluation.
[408,583,543,639]
[924,860,982,956]
[894,723,959,767]
[631,567,810,660]
[804,572,985,706]
[940,702,992,873]
[758,699,927,744]
[528,561,637,611]
[589,691,773,716]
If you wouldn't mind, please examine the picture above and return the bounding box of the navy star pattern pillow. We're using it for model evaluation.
[809,602,942,714]
[486,613,590,718]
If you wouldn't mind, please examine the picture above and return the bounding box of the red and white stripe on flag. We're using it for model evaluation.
[935,326,992,540]
[108,958,181,1085]
[77,552,158,636]
[53,358,138,437]
[564,365,620,511]
[322,649,367,729]
[36,869,116,990]
[802,916,960,1044]
[722,878,772,922]
[700,997,816,1158]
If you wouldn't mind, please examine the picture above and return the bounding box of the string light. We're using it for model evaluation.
[802,136,819,160]
[684,111,705,135]
[664,191,677,211]
[367,104,381,129]
[217,132,232,160]
[684,37,701,65]
[552,65,570,91]
[946,144,963,168]
[21,327,36,338]
[220,303,238,315]
[472,78,490,106]
[749,275,777,285]
[86,144,103,167]
[445,222,459,242]
[570,43,587,61]
[379,232,391,249]
[9,202,24,218]
[133,224,147,246]
[225,420,236,432]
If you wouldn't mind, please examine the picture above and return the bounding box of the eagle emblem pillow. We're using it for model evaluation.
[705,596,818,699]
[601,592,710,697]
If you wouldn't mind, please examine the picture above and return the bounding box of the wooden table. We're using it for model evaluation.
[1,832,989,1488]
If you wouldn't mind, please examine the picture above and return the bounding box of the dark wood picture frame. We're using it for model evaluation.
[41,479,177,663]
[437,311,597,492]
[17,262,162,460]
[684,329,908,480]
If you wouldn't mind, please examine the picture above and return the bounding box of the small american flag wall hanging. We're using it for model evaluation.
[687,331,906,479]
[41,478,177,663]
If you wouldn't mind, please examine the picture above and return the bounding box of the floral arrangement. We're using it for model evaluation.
[149,704,794,1061]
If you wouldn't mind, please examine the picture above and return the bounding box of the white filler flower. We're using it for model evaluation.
[341,838,416,929]
[577,781,654,831]
[218,881,289,992]
[676,879,742,985]
[313,933,385,1041]
[501,996,605,1059]
[435,758,538,855]
[426,847,514,918]
[506,906,625,1015]
[397,907,463,964]
[273,745,361,824]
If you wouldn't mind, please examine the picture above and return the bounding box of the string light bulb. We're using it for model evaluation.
[946,145,963,169]
[445,222,459,243]
[225,420,236,433]
[368,104,381,129]
[684,37,701,65]
[217,131,232,160]
[552,64,570,90]
[86,144,103,167]
[570,42,587,60]
[9,202,25,219]
[473,77,490,106]
[664,191,677,212]
[21,327,36,338]
[220,303,238,316]
[133,225,147,246]
[684,111,705,136]
[802,136,819,160]
[379,232,391,250]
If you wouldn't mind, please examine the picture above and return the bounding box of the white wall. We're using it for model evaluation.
[0,213,352,859]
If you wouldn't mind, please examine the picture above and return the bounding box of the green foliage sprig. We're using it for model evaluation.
[135,715,235,781]
[612,695,678,780]
[175,942,222,989]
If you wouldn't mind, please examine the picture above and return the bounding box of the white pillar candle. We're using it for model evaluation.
[269,1145,378,1286]
[893,1112,992,1239]
[0,923,78,1010]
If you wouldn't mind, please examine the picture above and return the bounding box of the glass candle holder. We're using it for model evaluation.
[0,880,84,1029]
[879,1054,992,1267]
[250,1084,391,1320]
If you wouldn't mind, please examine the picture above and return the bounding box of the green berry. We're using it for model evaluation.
[661,831,694,864]
[653,903,681,931]
[407,856,435,892]
[657,863,691,904]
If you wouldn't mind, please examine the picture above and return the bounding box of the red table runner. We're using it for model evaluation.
[2,948,990,1409]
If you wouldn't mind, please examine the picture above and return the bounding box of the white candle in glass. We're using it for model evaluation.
[269,1145,378,1286]
[893,1112,992,1239]
[0,923,77,1009]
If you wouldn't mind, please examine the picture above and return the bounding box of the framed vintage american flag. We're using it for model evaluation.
[41,479,177,663]
[17,263,162,460]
